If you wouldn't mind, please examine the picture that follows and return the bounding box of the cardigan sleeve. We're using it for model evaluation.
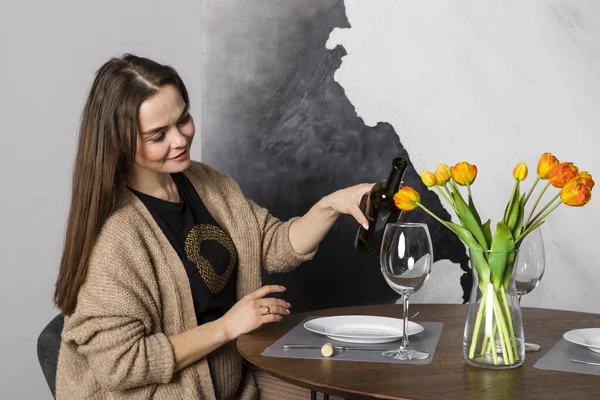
[247,199,317,273]
[61,213,176,391]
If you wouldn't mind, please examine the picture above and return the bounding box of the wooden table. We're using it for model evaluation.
[237,304,600,399]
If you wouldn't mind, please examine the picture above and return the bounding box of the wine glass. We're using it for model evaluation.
[380,222,433,360]
[515,227,546,352]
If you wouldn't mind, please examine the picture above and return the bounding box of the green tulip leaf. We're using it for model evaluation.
[482,219,493,249]
[453,190,489,250]
[503,180,519,226]
[446,221,490,283]
[488,222,515,289]
[511,194,526,240]
[506,182,521,231]
[468,194,483,227]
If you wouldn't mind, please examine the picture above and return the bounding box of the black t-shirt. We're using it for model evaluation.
[130,173,237,325]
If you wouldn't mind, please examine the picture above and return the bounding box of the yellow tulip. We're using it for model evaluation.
[549,162,579,188]
[513,162,528,181]
[560,178,592,207]
[451,162,478,186]
[421,171,438,187]
[435,163,452,185]
[576,171,595,189]
[393,186,420,211]
[537,152,560,179]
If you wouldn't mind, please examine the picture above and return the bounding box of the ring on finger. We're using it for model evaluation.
[264,305,271,315]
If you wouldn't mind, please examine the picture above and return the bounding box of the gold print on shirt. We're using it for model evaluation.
[184,224,237,294]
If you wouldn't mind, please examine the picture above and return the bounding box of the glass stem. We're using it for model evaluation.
[402,294,410,349]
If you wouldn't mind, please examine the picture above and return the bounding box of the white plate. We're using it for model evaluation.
[304,315,424,344]
[563,328,600,353]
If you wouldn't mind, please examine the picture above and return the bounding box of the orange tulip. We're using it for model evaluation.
[451,162,478,186]
[560,178,592,207]
[576,171,595,189]
[548,162,579,188]
[537,152,560,179]
[421,171,438,187]
[513,162,528,181]
[393,186,421,211]
[435,163,452,185]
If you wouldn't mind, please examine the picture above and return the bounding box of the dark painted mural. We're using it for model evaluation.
[201,0,470,312]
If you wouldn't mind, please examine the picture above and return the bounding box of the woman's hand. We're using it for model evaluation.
[288,182,374,255]
[320,183,375,229]
[220,285,291,340]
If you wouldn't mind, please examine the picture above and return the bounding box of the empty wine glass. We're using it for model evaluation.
[515,227,546,352]
[380,222,433,360]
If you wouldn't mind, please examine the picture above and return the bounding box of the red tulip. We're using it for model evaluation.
[560,178,592,207]
[548,162,579,188]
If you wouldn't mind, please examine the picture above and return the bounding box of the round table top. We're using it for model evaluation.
[237,303,600,399]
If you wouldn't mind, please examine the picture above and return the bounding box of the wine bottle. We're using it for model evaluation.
[355,157,408,257]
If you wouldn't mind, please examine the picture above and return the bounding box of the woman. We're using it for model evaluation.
[54,54,372,399]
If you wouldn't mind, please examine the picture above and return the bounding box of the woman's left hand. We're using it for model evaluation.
[321,183,375,229]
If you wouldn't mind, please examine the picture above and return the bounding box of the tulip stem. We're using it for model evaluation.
[416,203,457,233]
[500,285,518,357]
[515,220,546,245]
[522,177,540,207]
[443,185,454,201]
[527,194,560,229]
[524,181,551,227]
[466,182,473,200]
[469,293,486,359]
[434,186,458,214]
[526,199,561,232]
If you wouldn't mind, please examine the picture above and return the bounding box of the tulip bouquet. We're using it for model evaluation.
[393,153,593,367]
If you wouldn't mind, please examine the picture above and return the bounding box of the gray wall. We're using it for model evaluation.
[201,0,470,312]
[0,1,201,398]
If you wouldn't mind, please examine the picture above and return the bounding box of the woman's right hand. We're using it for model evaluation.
[220,285,291,340]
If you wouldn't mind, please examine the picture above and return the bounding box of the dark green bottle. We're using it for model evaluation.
[355,157,408,257]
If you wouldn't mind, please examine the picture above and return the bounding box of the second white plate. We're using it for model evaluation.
[564,328,600,353]
[304,315,424,344]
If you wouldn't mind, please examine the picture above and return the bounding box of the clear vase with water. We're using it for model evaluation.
[463,248,525,369]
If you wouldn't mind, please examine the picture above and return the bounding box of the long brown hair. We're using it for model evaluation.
[55,54,190,315]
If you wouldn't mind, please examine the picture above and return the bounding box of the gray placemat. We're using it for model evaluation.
[261,316,444,364]
[533,339,600,376]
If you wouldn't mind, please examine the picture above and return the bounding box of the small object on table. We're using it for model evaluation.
[321,342,334,357]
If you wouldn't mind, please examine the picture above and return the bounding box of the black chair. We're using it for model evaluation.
[37,314,63,399]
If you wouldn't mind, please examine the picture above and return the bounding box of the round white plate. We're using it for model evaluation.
[563,328,600,353]
[304,315,424,344]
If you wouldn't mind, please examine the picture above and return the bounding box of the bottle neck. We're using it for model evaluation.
[384,157,408,195]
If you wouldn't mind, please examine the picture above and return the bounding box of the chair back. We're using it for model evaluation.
[37,314,64,398]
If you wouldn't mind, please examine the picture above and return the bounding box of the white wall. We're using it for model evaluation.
[0,1,201,398]
[327,0,600,313]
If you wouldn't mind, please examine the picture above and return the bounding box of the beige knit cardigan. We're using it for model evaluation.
[56,161,316,399]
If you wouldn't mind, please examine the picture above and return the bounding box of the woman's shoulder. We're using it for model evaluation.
[93,197,154,252]
[186,160,231,180]
[185,161,242,194]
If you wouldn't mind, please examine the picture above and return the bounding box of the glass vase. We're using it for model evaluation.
[463,248,525,369]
